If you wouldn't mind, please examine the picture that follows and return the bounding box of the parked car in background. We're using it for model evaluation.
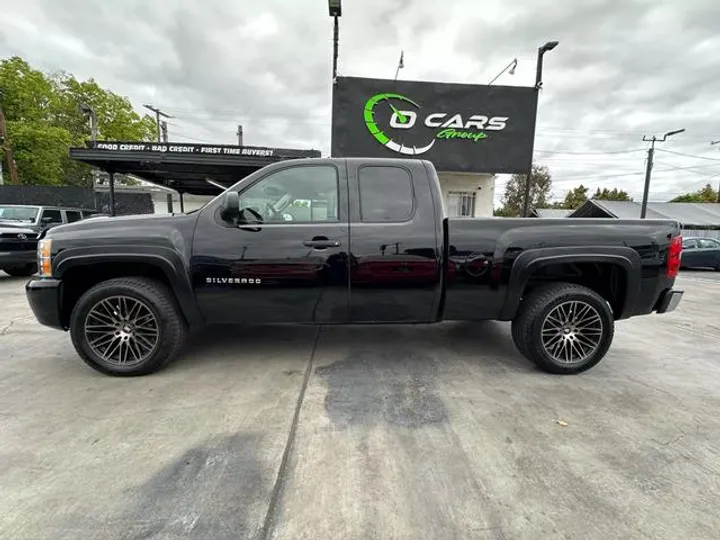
[0,205,98,277]
[681,237,720,270]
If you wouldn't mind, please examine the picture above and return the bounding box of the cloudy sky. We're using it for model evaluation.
[2,0,720,205]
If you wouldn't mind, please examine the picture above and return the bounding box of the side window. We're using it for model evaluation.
[358,166,413,222]
[238,166,338,223]
[698,238,720,248]
[41,209,63,224]
[682,239,698,249]
[66,211,82,223]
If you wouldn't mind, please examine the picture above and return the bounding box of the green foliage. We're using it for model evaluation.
[669,183,718,203]
[593,187,633,201]
[6,122,71,186]
[495,164,552,217]
[0,56,155,185]
[553,184,589,210]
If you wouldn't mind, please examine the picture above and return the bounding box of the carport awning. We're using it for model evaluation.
[70,141,321,195]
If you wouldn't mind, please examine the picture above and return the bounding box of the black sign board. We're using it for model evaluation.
[85,141,320,159]
[331,76,538,174]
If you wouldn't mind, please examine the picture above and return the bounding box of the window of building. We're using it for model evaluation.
[358,166,413,222]
[238,165,338,223]
[65,211,82,223]
[446,191,476,217]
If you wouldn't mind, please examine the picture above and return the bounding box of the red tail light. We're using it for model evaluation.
[667,235,682,278]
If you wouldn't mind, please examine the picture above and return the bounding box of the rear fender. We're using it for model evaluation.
[500,246,642,320]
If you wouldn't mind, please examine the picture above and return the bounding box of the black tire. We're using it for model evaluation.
[511,283,614,375]
[3,264,37,277]
[70,277,187,376]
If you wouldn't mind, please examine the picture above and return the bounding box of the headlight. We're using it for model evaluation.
[38,239,52,277]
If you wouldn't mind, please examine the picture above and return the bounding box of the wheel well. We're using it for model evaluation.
[60,262,179,327]
[524,262,627,318]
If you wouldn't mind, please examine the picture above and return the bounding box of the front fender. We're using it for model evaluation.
[500,246,642,320]
[53,245,203,326]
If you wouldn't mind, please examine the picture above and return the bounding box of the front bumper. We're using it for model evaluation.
[0,250,36,267]
[26,279,65,330]
[656,289,683,314]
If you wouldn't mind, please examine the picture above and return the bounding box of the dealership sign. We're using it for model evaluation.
[86,141,276,157]
[332,77,538,174]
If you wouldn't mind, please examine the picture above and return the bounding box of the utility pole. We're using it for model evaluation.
[160,121,168,143]
[328,0,342,81]
[0,94,20,185]
[237,125,244,146]
[712,141,720,203]
[143,104,172,143]
[640,129,685,218]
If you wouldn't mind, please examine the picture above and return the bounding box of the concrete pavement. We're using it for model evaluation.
[0,270,719,539]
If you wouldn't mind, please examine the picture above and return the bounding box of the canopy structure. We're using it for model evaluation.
[70,140,321,214]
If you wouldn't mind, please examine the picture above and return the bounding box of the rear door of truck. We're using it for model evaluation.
[346,159,443,322]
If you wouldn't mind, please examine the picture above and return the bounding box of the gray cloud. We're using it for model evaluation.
[2,0,720,203]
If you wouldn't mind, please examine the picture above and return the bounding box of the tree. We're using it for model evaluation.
[670,183,718,203]
[495,164,552,217]
[0,56,156,186]
[593,187,632,201]
[553,184,589,210]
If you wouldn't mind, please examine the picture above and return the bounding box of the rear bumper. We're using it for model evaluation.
[655,289,683,314]
[0,250,35,267]
[26,279,65,330]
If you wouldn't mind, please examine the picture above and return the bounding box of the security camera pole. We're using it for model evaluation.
[328,0,342,81]
[521,41,558,217]
[640,129,685,218]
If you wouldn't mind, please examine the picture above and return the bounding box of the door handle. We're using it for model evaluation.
[303,237,341,249]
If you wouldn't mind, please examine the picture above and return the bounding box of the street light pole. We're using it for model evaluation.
[521,41,558,217]
[640,129,685,218]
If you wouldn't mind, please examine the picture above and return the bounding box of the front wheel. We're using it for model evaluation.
[3,264,37,277]
[70,277,187,376]
[511,283,615,374]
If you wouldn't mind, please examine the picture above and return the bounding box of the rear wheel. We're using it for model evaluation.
[3,264,37,277]
[511,283,614,374]
[70,277,187,376]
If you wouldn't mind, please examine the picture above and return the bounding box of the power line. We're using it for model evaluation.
[656,148,720,162]
[535,148,645,155]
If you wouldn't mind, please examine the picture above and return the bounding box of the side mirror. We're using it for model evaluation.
[220,191,240,222]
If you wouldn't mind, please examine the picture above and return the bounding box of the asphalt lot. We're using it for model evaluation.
[1,270,719,540]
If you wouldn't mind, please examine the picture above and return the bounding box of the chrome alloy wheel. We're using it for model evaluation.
[84,296,160,366]
[540,300,603,364]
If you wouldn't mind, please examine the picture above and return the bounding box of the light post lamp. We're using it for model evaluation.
[521,41,559,217]
[329,0,342,81]
[488,58,517,85]
[640,129,685,218]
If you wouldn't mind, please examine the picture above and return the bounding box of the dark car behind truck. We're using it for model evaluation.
[26,158,683,376]
[0,205,97,276]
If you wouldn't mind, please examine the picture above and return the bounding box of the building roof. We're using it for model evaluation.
[568,200,720,227]
[532,208,571,218]
[70,140,321,195]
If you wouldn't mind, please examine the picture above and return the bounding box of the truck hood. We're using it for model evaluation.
[46,212,198,238]
[0,224,36,235]
[0,220,36,231]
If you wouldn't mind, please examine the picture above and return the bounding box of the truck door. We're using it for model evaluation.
[191,162,350,323]
[347,161,442,323]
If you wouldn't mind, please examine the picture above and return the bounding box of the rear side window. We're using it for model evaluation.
[65,211,82,223]
[698,238,720,248]
[41,209,63,224]
[358,166,413,222]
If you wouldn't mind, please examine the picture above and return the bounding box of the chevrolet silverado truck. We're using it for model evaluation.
[26,158,683,376]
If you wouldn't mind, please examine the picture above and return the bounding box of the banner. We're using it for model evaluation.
[86,141,277,157]
[331,76,538,174]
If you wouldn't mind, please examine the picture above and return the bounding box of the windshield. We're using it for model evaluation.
[0,206,39,222]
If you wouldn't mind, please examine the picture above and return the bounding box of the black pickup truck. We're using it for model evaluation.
[26,158,683,376]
